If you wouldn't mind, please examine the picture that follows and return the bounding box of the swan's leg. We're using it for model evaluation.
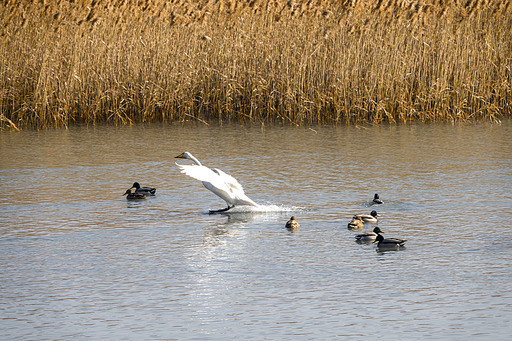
[209,205,234,214]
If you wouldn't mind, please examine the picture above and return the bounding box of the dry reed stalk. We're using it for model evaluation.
[0,6,510,129]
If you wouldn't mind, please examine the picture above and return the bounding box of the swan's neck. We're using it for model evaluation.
[189,154,202,166]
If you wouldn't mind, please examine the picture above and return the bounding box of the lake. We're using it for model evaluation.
[1,121,511,339]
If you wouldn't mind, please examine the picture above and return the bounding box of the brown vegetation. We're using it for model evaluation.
[1,0,511,129]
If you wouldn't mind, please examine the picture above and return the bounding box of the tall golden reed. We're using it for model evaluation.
[0,6,511,129]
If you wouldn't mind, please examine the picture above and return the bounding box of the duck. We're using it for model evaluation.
[355,226,383,241]
[353,210,380,224]
[347,216,364,230]
[131,182,156,196]
[372,193,383,205]
[374,232,406,248]
[123,189,147,200]
[285,216,300,230]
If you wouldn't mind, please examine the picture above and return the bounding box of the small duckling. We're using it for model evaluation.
[285,216,300,230]
[374,233,406,248]
[354,210,379,224]
[123,189,147,200]
[372,193,383,205]
[355,226,383,241]
[131,182,156,196]
[347,216,364,230]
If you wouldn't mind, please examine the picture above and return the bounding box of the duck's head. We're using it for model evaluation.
[290,216,295,220]
[374,193,380,199]
[131,182,141,189]
[123,189,132,196]
[370,210,379,217]
[373,226,383,234]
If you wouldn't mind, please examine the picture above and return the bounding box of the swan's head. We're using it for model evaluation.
[373,226,383,234]
[370,210,379,217]
[175,152,193,160]
[175,152,201,166]
[131,182,141,189]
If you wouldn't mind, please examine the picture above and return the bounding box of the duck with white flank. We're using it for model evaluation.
[353,210,380,224]
[372,193,383,205]
[355,226,383,242]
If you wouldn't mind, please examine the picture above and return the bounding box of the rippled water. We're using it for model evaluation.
[1,122,511,339]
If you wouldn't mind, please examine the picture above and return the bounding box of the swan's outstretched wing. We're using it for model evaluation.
[177,163,245,192]
[176,163,217,183]
[176,163,234,194]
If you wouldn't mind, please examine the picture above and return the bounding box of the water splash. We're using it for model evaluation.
[201,203,307,215]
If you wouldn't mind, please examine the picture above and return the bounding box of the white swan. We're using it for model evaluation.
[175,152,259,213]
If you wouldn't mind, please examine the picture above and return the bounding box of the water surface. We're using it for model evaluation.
[1,122,511,339]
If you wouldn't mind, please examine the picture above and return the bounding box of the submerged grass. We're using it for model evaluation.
[1,4,511,129]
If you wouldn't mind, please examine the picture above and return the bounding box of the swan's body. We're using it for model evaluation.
[374,233,406,248]
[123,189,147,200]
[175,152,259,213]
[354,210,380,224]
[355,227,383,241]
[372,193,383,205]
[286,216,300,230]
[347,216,364,230]
[131,182,156,196]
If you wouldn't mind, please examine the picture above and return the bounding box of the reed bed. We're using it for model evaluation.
[1,4,511,129]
